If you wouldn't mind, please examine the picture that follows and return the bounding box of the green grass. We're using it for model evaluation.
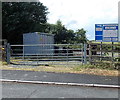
[73,62,119,71]
[0,61,8,65]
[73,64,94,71]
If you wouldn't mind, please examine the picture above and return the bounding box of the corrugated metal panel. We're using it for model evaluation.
[23,32,54,55]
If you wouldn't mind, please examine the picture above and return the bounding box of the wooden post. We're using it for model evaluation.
[111,42,114,66]
[1,39,7,62]
[82,44,84,65]
[84,43,87,64]
[100,42,102,61]
[2,46,6,62]
[89,42,92,64]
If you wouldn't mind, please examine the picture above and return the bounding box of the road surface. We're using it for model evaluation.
[2,82,119,98]
[2,70,118,85]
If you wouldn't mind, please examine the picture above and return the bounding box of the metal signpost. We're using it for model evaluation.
[95,24,118,42]
[118,2,120,64]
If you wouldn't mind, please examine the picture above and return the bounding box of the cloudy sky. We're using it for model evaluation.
[39,0,119,40]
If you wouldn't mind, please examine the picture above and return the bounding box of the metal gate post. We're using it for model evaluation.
[81,44,84,64]
[23,45,25,65]
[83,43,87,64]
[6,43,11,64]
[67,44,69,65]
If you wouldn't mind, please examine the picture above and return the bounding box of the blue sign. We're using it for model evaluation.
[95,24,118,42]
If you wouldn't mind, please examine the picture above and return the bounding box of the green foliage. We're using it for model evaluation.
[96,62,119,70]
[74,28,87,43]
[2,2,48,44]
[46,20,87,44]
[0,61,8,65]
[73,62,119,71]
[73,64,94,71]
[115,57,120,61]
[45,20,74,44]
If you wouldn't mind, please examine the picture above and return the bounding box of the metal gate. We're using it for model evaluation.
[9,44,87,66]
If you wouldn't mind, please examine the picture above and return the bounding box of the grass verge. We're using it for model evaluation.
[0,61,118,76]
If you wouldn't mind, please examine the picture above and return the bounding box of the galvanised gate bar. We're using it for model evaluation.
[10,44,87,66]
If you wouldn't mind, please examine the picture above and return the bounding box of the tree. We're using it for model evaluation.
[45,20,75,44]
[74,28,87,43]
[45,20,87,44]
[54,20,68,44]
[2,2,48,44]
[66,29,75,43]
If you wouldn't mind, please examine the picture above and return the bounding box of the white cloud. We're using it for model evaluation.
[40,0,119,40]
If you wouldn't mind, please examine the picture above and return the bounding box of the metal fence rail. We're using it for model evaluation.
[10,44,87,66]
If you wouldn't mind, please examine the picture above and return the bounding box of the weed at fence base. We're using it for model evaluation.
[90,61,119,70]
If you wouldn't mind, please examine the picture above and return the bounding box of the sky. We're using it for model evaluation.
[39,0,119,40]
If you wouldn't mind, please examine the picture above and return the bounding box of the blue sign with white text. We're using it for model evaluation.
[95,24,118,42]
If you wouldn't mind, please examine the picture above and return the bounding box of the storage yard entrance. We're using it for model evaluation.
[3,42,119,68]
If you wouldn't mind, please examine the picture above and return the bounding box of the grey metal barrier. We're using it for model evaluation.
[10,44,87,66]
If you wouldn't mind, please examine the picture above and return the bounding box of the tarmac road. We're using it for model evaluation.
[1,70,118,85]
[2,82,119,98]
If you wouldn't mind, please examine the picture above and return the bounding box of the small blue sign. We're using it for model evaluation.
[95,36,103,40]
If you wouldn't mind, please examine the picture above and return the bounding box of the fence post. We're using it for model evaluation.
[111,42,114,65]
[89,42,92,64]
[82,44,84,65]
[23,45,25,63]
[100,42,102,61]
[67,44,69,65]
[6,43,11,64]
[84,43,87,64]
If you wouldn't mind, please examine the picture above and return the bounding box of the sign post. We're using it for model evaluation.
[118,2,120,42]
